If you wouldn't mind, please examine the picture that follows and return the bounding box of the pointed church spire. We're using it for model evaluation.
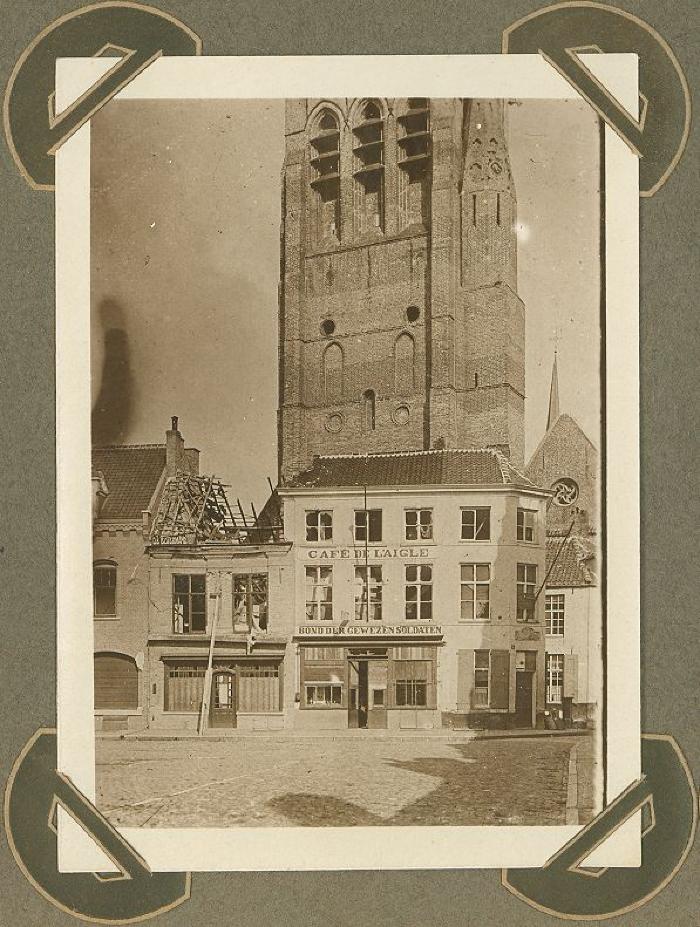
[547,351,560,431]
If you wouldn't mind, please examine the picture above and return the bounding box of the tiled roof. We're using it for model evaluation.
[285,449,538,489]
[546,535,597,587]
[92,445,166,519]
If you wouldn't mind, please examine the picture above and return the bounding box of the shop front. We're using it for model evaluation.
[293,625,443,731]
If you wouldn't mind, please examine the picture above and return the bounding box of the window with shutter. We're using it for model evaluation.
[490,650,510,709]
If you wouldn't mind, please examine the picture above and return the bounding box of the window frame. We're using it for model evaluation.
[304,683,343,707]
[516,563,538,622]
[233,573,269,631]
[404,507,433,542]
[517,507,537,543]
[93,561,117,619]
[305,565,334,622]
[354,565,383,621]
[404,563,433,621]
[172,573,207,635]
[305,509,333,543]
[546,652,565,704]
[473,649,490,708]
[459,563,491,622]
[354,508,383,543]
[545,593,565,636]
[460,507,491,542]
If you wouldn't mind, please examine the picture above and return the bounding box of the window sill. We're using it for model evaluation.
[457,620,491,625]
[94,616,119,621]
[94,708,142,716]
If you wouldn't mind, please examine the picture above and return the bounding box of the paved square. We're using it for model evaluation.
[96,732,598,828]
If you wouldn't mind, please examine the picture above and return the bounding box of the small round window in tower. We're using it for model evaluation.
[321,319,336,336]
[551,478,579,506]
[406,306,420,323]
[325,413,344,434]
[392,405,410,426]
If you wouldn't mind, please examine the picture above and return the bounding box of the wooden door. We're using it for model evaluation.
[209,671,236,728]
[514,671,534,728]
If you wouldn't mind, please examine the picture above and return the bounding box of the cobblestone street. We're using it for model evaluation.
[95,732,598,828]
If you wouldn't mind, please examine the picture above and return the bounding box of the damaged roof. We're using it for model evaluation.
[284,449,538,490]
[546,535,597,587]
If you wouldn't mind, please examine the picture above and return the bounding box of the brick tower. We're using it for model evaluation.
[278,98,525,481]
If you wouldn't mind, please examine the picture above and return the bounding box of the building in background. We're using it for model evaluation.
[526,356,601,727]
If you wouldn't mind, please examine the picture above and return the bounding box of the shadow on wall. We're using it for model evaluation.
[92,298,132,445]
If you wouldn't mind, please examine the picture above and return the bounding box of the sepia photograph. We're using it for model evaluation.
[54,54,640,872]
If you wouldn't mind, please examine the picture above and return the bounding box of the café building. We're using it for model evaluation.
[279,448,550,731]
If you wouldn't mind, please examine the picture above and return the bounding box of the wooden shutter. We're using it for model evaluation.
[94,654,138,710]
[564,654,579,699]
[457,650,471,712]
[490,650,510,710]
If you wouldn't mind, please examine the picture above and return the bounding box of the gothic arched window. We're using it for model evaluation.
[310,109,341,243]
[363,389,376,430]
[353,100,384,235]
[397,98,431,230]
[323,342,343,403]
[394,333,416,394]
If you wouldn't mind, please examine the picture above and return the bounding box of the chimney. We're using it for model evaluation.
[166,415,185,476]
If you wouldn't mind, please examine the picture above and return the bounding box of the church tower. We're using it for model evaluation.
[278,98,525,481]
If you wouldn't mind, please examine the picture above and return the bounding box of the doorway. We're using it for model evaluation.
[348,656,388,729]
[514,671,534,728]
[209,670,236,728]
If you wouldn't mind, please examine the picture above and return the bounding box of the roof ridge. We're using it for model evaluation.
[315,447,500,461]
[93,443,166,450]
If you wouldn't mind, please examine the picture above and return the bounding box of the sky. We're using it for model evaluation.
[91,98,600,508]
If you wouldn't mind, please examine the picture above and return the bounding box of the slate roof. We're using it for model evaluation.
[546,535,597,587]
[92,445,166,519]
[285,449,538,489]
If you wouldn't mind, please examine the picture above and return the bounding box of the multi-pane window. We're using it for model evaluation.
[405,564,433,620]
[461,507,490,541]
[545,594,565,636]
[305,684,342,706]
[516,564,537,622]
[354,566,383,621]
[517,507,537,542]
[93,563,116,617]
[305,566,333,621]
[405,508,433,541]
[394,660,430,707]
[546,653,564,703]
[233,574,268,631]
[306,510,333,542]
[172,574,206,633]
[460,564,490,621]
[354,509,382,542]
[474,650,490,707]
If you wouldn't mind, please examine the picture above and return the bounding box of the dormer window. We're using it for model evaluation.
[310,109,341,244]
[353,100,384,235]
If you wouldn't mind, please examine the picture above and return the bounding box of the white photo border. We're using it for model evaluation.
[55,53,640,873]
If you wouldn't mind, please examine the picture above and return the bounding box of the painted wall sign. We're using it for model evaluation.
[295,624,443,637]
[306,546,430,560]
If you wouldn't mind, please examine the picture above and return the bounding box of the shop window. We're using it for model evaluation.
[405,508,433,541]
[305,566,333,621]
[238,663,280,712]
[460,563,490,621]
[517,507,537,542]
[233,574,268,631]
[393,659,431,707]
[172,574,206,634]
[354,508,382,542]
[545,594,565,636]
[93,562,117,618]
[165,663,205,712]
[461,507,490,541]
[546,653,564,703]
[305,684,342,706]
[517,563,538,622]
[323,342,343,403]
[310,109,341,244]
[306,509,333,542]
[353,100,384,235]
[354,565,383,621]
[394,332,415,394]
[405,564,433,620]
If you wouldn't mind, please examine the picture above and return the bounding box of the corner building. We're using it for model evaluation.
[279,98,525,480]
